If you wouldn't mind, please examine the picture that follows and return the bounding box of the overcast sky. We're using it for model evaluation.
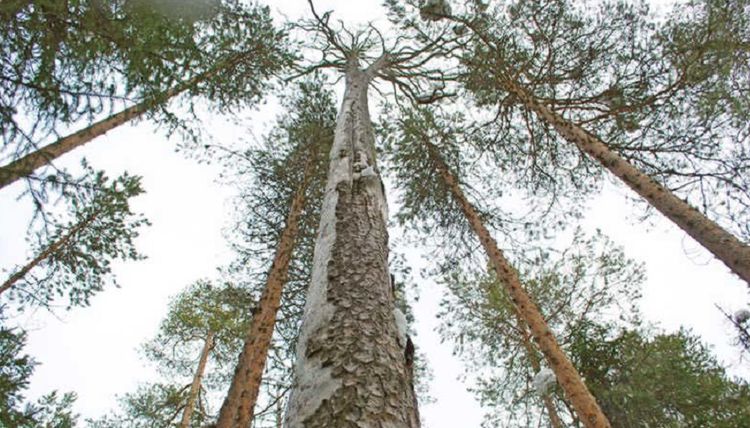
[1,1,748,427]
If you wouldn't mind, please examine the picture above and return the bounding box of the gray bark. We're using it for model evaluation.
[284,61,420,428]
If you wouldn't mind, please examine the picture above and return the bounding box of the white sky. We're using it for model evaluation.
[1,1,748,427]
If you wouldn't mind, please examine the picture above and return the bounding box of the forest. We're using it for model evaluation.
[1,0,749,427]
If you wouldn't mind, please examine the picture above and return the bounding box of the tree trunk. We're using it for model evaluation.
[284,59,420,428]
[511,308,564,428]
[215,158,314,428]
[0,54,243,191]
[501,79,750,286]
[452,16,750,285]
[426,142,610,428]
[0,210,98,295]
[179,331,215,428]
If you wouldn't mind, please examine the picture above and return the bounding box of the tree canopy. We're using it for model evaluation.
[1,0,749,426]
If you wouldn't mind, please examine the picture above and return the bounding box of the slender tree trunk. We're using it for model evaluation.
[0,101,155,191]
[179,331,215,428]
[501,79,750,286]
[452,16,750,285]
[215,158,314,428]
[510,309,564,428]
[426,142,610,428]
[0,211,98,295]
[284,58,420,428]
[0,54,243,191]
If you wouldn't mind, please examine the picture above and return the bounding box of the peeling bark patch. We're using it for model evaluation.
[287,66,419,427]
[294,181,418,428]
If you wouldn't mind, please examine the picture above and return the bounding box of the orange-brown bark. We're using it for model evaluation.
[426,143,610,428]
[179,331,215,428]
[0,54,244,191]
[503,79,750,286]
[453,16,749,286]
[0,91,174,191]
[513,310,564,428]
[215,159,313,428]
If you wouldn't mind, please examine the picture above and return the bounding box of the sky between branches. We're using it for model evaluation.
[0,0,747,427]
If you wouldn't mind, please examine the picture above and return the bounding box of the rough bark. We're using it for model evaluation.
[426,143,610,428]
[0,210,98,295]
[502,79,750,286]
[284,61,420,428]
[215,159,313,428]
[179,331,215,428]
[0,55,241,191]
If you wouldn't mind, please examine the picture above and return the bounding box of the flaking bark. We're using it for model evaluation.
[425,142,611,428]
[284,61,420,428]
[215,158,314,428]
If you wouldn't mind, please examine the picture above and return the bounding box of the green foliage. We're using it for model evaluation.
[88,77,339,428]
[86,383,204,428]
[27,391,79,428]
[437,230,644,427]
[381,105,473,241]
[0,0,197,148]
[380,104,587,269]
[91,280,254,426]
[142,280,254,385]
[0,317,78,427]
[438,226,750,427]
[655,0,750,239]
[0,325,35,426]
[390,0,750,240]
[1,163,149,311]
[661,0,750,125]
[0,0,293,165]
[226,76,336,265]
[571,324,750,427]
[219,76,337,427]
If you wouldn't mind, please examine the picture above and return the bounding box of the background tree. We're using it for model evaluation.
[438,227,750,427]
[1,310,78,427]
[0,164,149,311]
[87,383,200,428]
[382,104,611,427]
[437,230,643,427]
[88,280,254,427]
[386,0,750,284]
[0,0,293,192]
[215,77,335,428]
[571,324,750,427]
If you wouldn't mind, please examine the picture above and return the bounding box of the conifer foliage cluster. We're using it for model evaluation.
[1,0,750,427]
